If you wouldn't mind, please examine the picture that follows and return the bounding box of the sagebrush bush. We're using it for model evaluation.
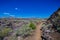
[29,22,36,30]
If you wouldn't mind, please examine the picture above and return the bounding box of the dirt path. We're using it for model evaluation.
[24,22,43,40]
[33,22,43,40]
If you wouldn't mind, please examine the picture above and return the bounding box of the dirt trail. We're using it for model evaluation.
[24,22,43,40]
[33,22,43,40]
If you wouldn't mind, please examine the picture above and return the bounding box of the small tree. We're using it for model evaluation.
[29,22,36,30]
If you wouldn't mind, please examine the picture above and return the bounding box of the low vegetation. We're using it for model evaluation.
[0,27,12,40]
[16,22,36,38]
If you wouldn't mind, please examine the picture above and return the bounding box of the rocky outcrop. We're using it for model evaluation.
[47,8,60,31]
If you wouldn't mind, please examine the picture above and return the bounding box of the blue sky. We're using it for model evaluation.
[0,0,60,18]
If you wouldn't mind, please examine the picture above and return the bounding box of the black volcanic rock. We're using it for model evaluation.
[57,8,60,11]
[47,8,60,32]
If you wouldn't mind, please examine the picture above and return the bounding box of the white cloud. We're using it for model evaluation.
[10,15,15,17]
[15,8,18,10]
[3,12,15,17]
[3,13,10,15]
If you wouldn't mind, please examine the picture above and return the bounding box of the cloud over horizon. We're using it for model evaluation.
[3,13,10,15]
[3,12,15,17]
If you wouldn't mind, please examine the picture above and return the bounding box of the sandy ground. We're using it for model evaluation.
[24,22,43,40]
[33,22,43,40]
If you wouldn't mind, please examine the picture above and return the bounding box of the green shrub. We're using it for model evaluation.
[0,27,12,37]
[29,22,36,30]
